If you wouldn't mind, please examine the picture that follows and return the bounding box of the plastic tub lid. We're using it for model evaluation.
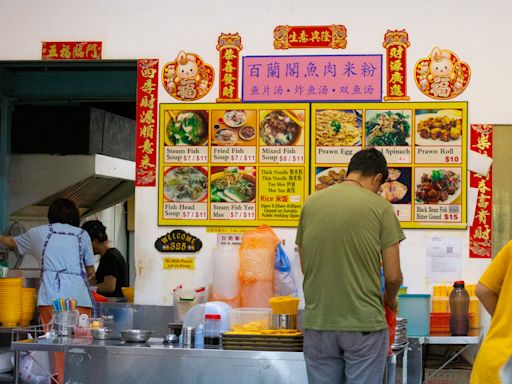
[398,294,431,298]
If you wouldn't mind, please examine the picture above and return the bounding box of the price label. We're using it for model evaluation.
[181,211,207,219]
[229,154,256,162]
[229,211,256,220]
[278,154,304,163]
[182,154,208,162]
[444,213,459,221]
[444,156,460,163]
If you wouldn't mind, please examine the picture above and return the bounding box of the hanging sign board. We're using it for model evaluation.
[158,103,309,227]
[242,55,382,102]
[273,25,347,49]
[155,230,202,252]
[469,124,493,258]
[311,101,467,229]
[42,41,102,60]
[135,59,159,186]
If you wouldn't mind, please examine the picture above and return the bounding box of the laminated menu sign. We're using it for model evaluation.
[311,101,467,229]
[158,103,309,227]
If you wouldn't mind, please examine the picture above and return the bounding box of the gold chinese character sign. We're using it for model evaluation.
[216,33,243,102]
[383,29,410,101]
[274,25,347,49]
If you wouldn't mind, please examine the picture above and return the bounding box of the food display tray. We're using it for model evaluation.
[221,332,303,352]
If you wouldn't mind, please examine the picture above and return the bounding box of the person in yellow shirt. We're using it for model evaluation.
[471,240,512,383]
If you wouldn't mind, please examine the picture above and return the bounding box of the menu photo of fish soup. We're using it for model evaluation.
[365,109,412,164]
[210,166,256,221]
[259,109,305,164]
[414,167,462,223]
[210,109,258,164]
[162,110,209,164]
[162,165,208,220]
[378,166,412,222]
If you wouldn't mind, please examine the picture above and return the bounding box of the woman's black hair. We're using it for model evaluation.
[346,148,389,181]
[81,220,108,243]
[47,198,81,227]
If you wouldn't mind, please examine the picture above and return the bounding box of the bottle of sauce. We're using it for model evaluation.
[449,280,470,336]
[204,313,221,347]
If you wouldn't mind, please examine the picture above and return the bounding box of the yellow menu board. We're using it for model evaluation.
[158,103,309,227]
[311,102,467,229]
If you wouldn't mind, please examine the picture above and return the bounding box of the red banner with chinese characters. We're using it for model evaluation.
[383,30,410,101]
[135,59,159,187]
[216,33,243,102]
[469,124,493,258]
[42,41,102,60]
[274,25,347,49]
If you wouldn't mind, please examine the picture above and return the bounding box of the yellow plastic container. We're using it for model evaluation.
[431,296,449,312]
[469,297,480,328]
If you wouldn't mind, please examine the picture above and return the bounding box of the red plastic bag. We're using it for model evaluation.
[385,304,396,355]
[91,290,109,303]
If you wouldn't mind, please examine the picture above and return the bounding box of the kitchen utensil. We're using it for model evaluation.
[182,326,195,348]
[120,329,153,343]
[91,327,112,340]
[271,314,297,330]
[163,333,179,344]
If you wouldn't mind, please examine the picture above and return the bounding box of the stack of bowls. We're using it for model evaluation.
[0,278,22,326]
[19,287,37,326]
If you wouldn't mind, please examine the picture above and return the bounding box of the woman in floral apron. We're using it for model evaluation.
[1,198,96,384]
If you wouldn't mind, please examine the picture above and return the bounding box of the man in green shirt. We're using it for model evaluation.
[296,148,405,384]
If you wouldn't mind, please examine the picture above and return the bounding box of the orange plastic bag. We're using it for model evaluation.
[239,225,279,307]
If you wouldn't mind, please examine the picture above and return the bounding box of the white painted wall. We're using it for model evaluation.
[1,1,509,317]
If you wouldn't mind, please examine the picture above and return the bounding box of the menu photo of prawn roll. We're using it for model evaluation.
[164,110,209,146]
[415,109,463,146]
[210,109,258,146]
[365,110,412,147]
[414,168,462,205]
[315,167,347,191]
[378,167,411,204]
[210,166,256,203]
[163,166,208,203]
[259,109,304,146]
[315,109,362,147]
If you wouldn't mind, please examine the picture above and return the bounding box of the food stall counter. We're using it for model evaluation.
[11,336,308,384]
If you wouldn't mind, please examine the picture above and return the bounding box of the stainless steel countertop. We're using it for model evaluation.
[11,336,305,360]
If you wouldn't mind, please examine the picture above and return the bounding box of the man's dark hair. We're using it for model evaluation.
[47,198,81,227]
[81,220,108,242]
[347,148,389,181]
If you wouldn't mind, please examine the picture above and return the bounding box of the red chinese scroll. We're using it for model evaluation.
[216,33,243,102]
[135,59,159,187]
[42,41,102,60]
[274,25,347,49]
[469,124,493,258]
[382,30,410,101]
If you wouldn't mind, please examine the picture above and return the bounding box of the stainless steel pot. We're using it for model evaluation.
[120,329,153,343]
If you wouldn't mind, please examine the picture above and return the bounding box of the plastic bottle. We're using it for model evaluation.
[204,313,221,347]
[449,280,470,336]
[194,322,204,349]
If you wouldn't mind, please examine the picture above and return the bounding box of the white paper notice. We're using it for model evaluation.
[467,187,479,226]
[427,237,461,283]
[468,150,493,176]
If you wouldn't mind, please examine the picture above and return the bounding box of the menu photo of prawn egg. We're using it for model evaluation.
[378,167,412,204]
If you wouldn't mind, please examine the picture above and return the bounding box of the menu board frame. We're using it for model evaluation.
[158,103,310,227]
[311,101,467,229]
